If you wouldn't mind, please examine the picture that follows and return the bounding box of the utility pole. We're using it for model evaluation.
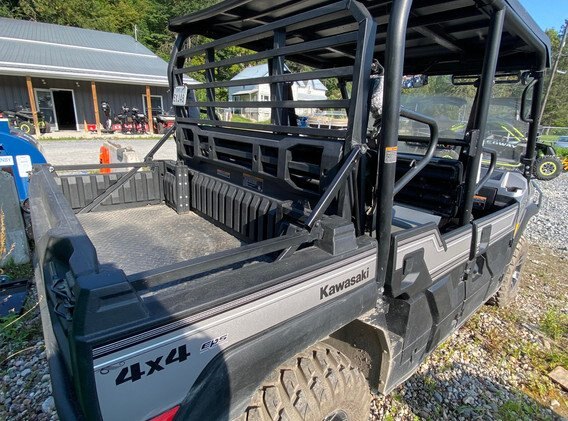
[133,24,138,42]
[540,20,568,122]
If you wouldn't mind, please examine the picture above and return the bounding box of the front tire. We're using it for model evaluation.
[19,121,34,134]
[534,155,562,180]
[240,343,370,421]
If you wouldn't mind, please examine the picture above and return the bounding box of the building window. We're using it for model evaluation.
[142,94,164,115]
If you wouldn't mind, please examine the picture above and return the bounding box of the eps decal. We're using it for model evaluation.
[200,334,228,353]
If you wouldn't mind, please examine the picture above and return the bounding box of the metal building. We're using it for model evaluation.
[0,17,172,134]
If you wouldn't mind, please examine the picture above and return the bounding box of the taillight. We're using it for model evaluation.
[149,405,180,421]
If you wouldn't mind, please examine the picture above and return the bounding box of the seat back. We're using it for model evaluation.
[395,154,464,218]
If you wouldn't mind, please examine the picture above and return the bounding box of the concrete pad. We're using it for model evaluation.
[548,366,568,391]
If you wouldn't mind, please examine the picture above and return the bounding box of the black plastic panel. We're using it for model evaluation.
[57,169,163,211]
[163,161,190,214]
[395,154,464,218]
[190,171,283,242]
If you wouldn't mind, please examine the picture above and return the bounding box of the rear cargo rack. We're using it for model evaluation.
[170,0,376,146]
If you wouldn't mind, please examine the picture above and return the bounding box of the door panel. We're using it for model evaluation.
[35,89,57,129]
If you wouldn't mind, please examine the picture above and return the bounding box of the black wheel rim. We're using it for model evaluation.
[539,161,557,176]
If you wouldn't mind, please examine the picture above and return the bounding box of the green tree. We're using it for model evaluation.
[541,28,568,127]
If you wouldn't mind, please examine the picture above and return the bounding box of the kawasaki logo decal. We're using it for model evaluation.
[319,267,370,300]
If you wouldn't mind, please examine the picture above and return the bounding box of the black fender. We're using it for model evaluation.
[174,281,378,421]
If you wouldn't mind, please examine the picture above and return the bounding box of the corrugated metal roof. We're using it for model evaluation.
[0,17,169,86]
[231,63,327,90]
[232,63,269,80]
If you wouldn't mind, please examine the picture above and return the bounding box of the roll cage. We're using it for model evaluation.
[168,0,551,285]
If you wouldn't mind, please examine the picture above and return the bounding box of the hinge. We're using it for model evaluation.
[465,129,481,157]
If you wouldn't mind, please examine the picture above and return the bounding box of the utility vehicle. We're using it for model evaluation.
[30,0,550,420]
[1,104,50,134]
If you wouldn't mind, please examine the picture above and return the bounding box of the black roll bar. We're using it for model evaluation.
[374,0,413,286]
[475,148,497,194]
[305,145,362,229]
[460,7,506,226]
[394,108,439,195]
[522,72,545,178]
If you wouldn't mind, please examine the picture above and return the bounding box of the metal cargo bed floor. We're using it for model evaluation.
[77,204,242,276]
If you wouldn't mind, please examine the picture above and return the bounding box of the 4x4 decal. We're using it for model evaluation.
[115,345,190,385]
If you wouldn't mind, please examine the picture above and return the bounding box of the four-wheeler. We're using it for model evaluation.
[0,104,50,134]
[402,94,565,180]
[152,106,176,134]
[29,1,551,420]
[115,104,148,134]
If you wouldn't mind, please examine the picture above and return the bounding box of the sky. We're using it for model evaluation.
[519,0,568,31]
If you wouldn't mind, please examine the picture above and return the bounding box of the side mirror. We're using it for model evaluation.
[520,79,536,123]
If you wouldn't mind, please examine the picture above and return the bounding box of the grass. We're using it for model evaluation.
[0,261,33,280]
[230,114,253,123]
[540,309,568,342]
[0,301,42,365]
[554,146,568,158]
[498,396,546,421]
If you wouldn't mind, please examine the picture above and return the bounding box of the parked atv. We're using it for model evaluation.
[1,104,50,134]
[152,106,176,134]
[115,105,148,134]
[484,128,564,180]
[533,144,563,180]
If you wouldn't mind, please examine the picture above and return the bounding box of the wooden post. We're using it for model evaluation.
[91,81,101,135]
[25,77,41,135]
[145,85,154,134]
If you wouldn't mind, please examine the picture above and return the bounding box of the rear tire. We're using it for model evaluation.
[487,236,528,307]
[240,343,370,421]
[40,122,51,133]
[534,155,562,180]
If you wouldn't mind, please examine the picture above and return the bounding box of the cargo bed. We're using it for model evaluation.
[77,204,242,276]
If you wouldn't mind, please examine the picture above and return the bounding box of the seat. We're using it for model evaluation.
[395,154,464,219]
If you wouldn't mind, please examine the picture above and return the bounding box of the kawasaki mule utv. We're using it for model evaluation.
[30,0,550,420]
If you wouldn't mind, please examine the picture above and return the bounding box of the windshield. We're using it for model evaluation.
[397,75,528,161]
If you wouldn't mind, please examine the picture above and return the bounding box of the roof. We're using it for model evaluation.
[0,17,169,86]
[169,0,551,75]
[231,64,327,90]
[232,88,259,95]
[232,64,270,80]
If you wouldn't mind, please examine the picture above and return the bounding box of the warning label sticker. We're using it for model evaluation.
[384,146,398,164]
[16,155,33,177]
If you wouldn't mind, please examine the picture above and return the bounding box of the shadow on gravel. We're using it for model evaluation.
[396,364,561,420]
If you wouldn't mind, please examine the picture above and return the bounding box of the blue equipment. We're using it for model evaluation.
[0,118,47,202]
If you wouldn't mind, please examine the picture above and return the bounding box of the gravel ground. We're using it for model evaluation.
[525,172,568,253]
[1,170,566,420]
